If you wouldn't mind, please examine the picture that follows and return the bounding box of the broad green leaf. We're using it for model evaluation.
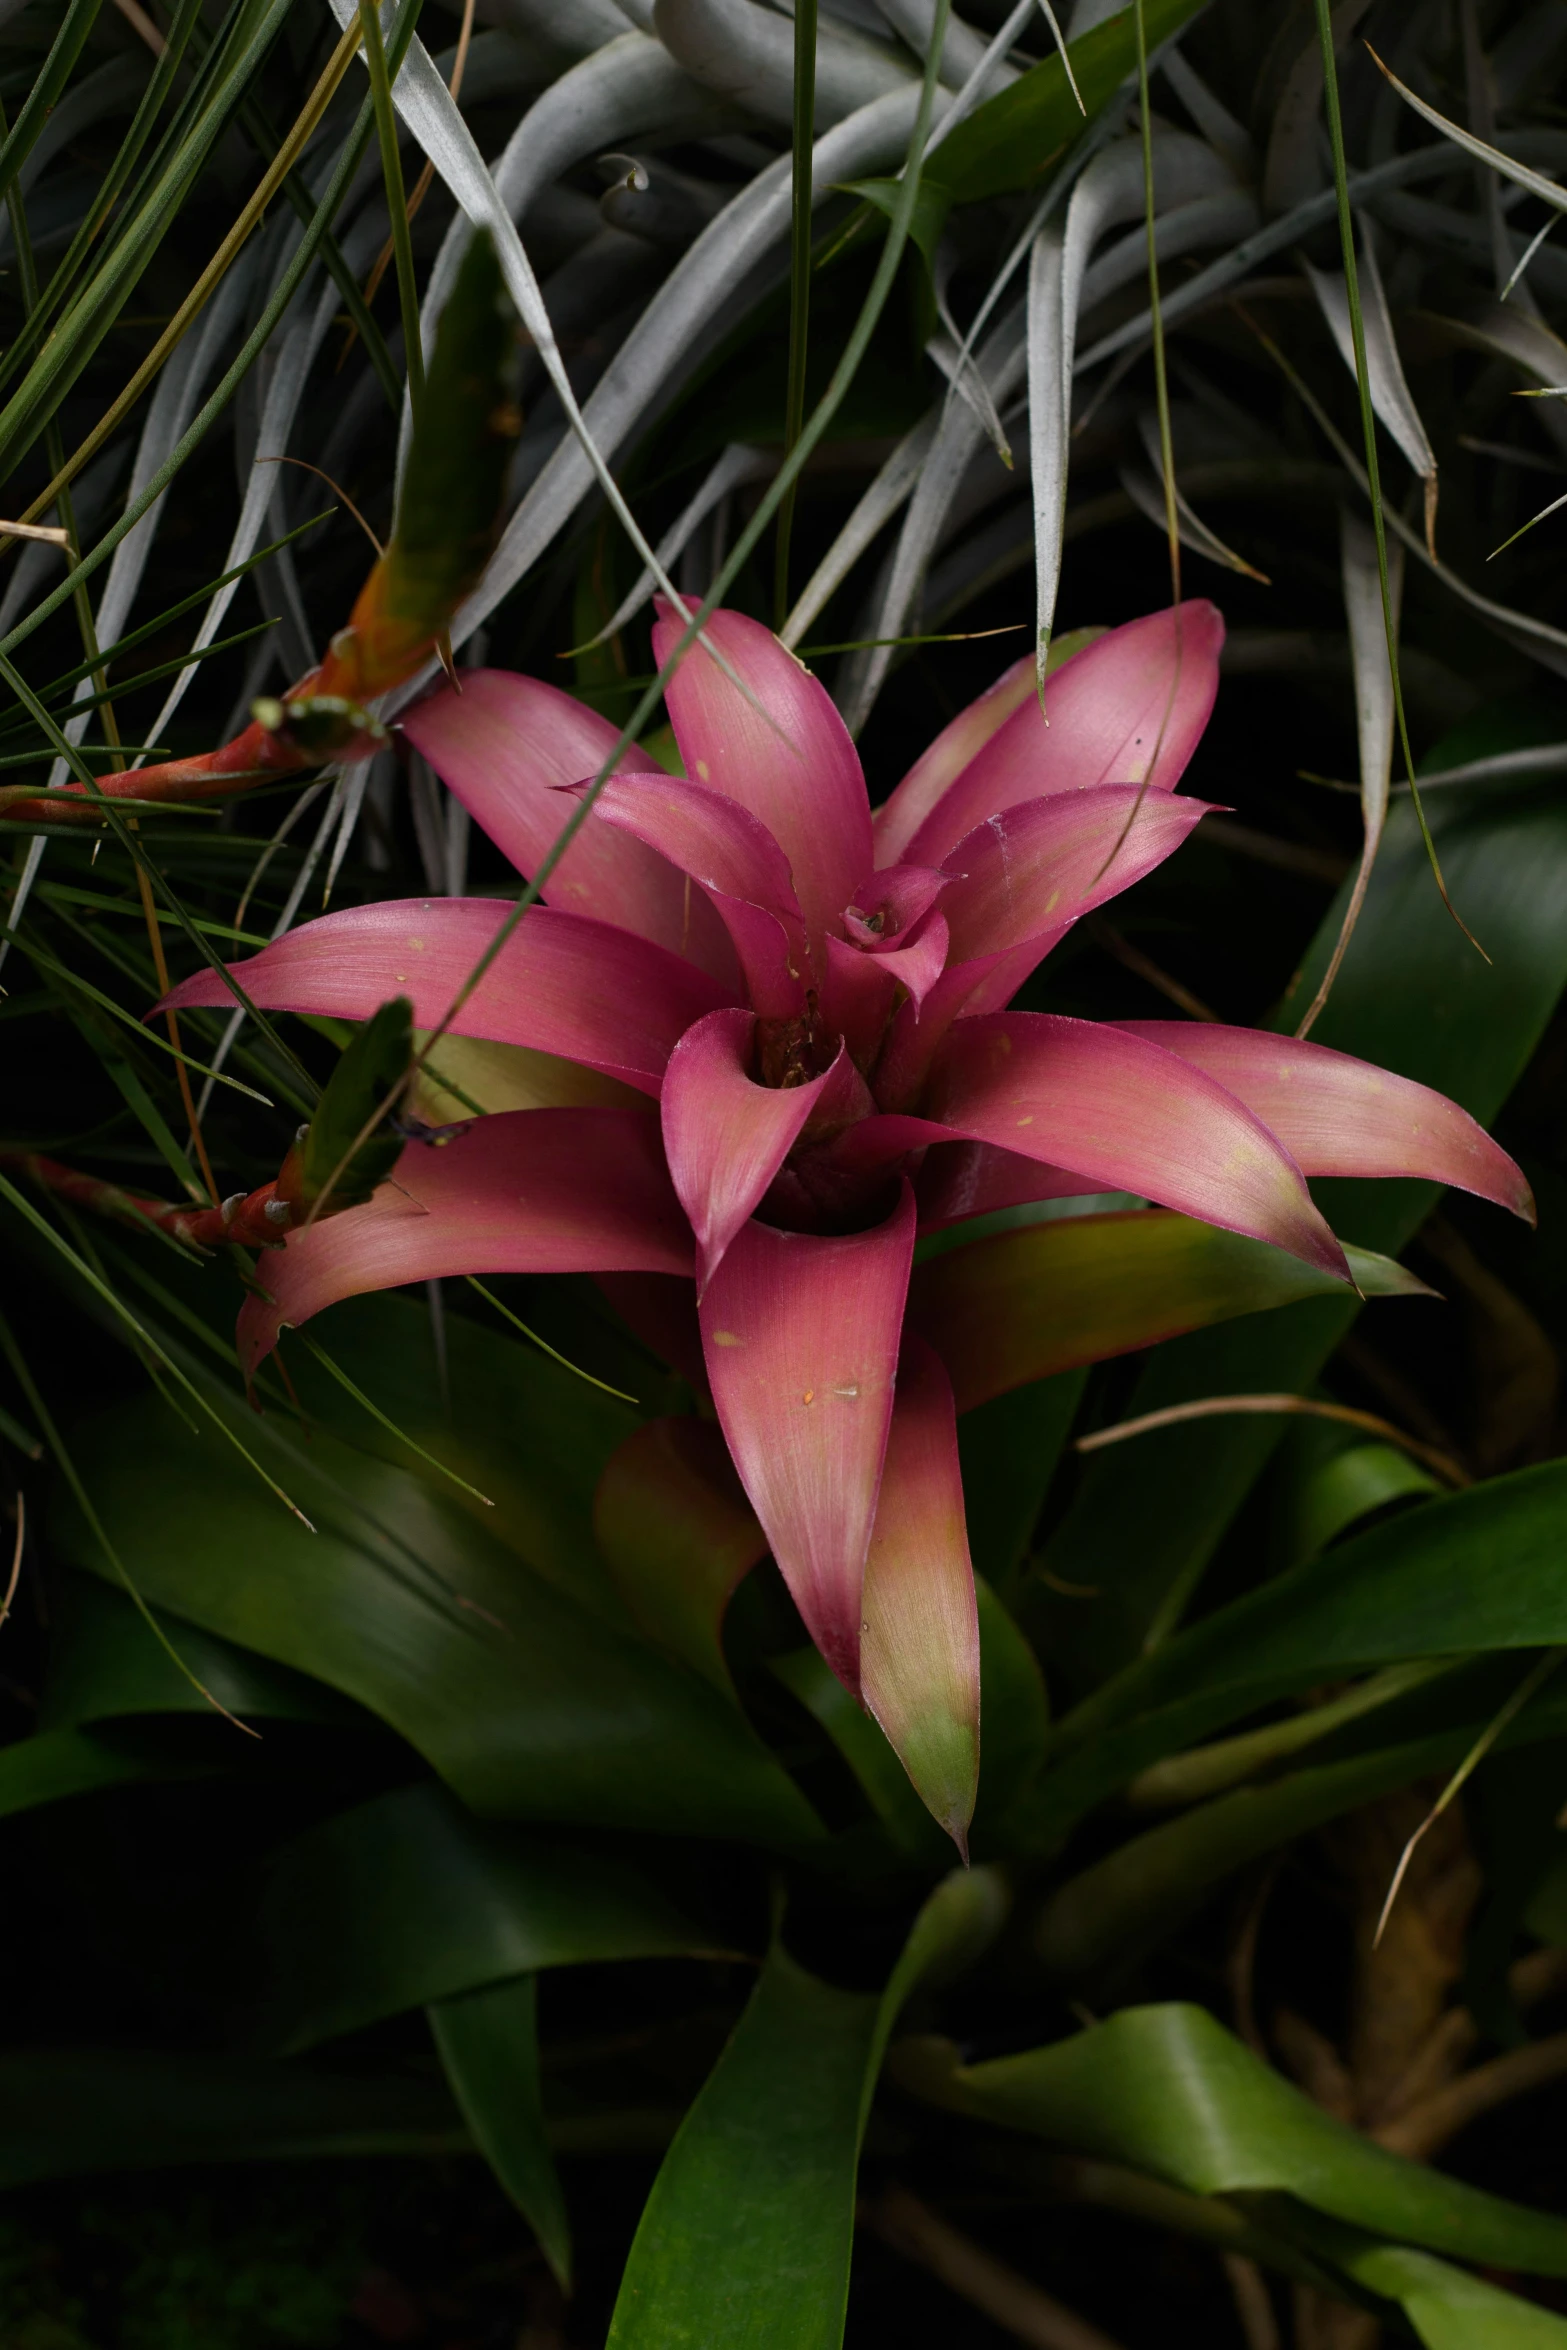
[894,2003,1567,2274]
[608,1945,881,2350]
[1037,773,1567,1687]
[0,1721,220,1820]
[429,1976,571,2287]
[241,1781,719,2054]
[958,1369,1086,1595]
[1291,2217,1567,2349]
[39,1572,357,1730]
[0,2050,468,2188]
[285,1291,638,1622]
[1038,1459,1567,1841]
[608,1868,1008,2349]
[1272,1433,1441,1571]
[910,1209,1422,1412]
[970,1579,1051,1848]
[927,0,1208,203]
[594,1417,769,1691]
[52,1387,824,1847]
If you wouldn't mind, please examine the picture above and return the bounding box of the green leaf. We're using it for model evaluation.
[909,1208,1422,1413]
[1033,1725,1474,1985]
[895,2003,1567,2274]
[286,995,412,1217]
[285,1291,637,1622]
[39,1572,356,1730]
[607,1867,1008,2348]
[241,1780,721,2054]
[429,1976,572,2288]
[51,1382,824,1847]
[607,1944,881,2350]
[772,1646,952,1867]
[837,176,950,270]
[957,1370,1086,1594]
[926,0,1209,203]
[594,1417,769,1690]
[1272,1433,1441,1571]
[1035,774,1567,1689]
[1041,1459,1567,1841]
[970,1578,1051,1846]
[383,227,520,634]
[0,1721,221,1820]
[1293,2218,1567,2349]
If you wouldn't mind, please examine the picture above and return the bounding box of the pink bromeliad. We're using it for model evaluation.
[161,601,1531,1845]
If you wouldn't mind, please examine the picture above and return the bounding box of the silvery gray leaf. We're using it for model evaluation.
[1305,221,1438,552]
[1294,506,1404,1037]
[1071,140,1557,376]
[927,325,1011,461]
[839,299,1027,727]
[1160,46,1254,175]
[1077,187,1258,315]
[141,210,386,751]
[1119,440,1268,583]
[473,0,641,59]
[407,32,729,478]
[415,84,943,686]
[327,0,742,683]
[781,416,937,647]
[593,443,774,643]
[652,0,915,127]
[1026,131,1238,678]
[873,0,1010,90]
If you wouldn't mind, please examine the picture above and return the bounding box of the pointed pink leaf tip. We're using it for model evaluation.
[697,1184,917,1696]
[896,601,1226,871]
[923,1013,1349,1281]
[661,1009,858,1292]
[401,669,733,981]
[938,783,1214,965]
[1112,1024,1536,1223]
[156,900,732,1097]
[652,602,873,956]
[860,1335,980,1853]
[235,1108,691,1375]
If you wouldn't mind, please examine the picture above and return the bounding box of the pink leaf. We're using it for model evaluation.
[922,1013,1348,1277]
[845,865,948,943]
[402,670,734,980]
[860,1336,980,1852]
[652,603,873,956]
[579,770,810,1016]
[916,1139,1097,1231]
[820,912,950,1072]
[236,1108,693,1374]
[159,900,732,1096]
[938,784,1213,964]
[898,603,1224,870]
[1113,1024,1536,1220]
[662,1010,858,1290]
[697,1185,917,1694]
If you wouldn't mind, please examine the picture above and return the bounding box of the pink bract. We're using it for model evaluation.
[162,600,1532,1844]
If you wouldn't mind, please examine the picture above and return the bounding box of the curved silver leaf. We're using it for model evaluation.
[652,0,915,126]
